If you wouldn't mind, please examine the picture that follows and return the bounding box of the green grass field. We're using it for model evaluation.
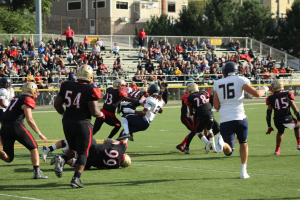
[1,102,300,200]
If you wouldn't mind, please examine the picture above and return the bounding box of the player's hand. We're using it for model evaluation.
[39,134,47,143]
[266,127,274,134]
[206,88,213,95]
[140,96,146,101]
[124,108,135,114]
[259,86,269,93]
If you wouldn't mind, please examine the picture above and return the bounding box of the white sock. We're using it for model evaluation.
[52,144,57,150]
[241,164,247,170]
[71,158,76,167]
[64,140,68,146]
[200,135,208,144]
[209,136,216,147]
[121,117,129,134]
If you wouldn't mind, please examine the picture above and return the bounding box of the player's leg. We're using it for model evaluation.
[93,117,105,135]
[119,114,149,140]
[16,124,48,179]
[176,116,194,152]
[292,120,300,150]
[104,115,121,138]
[42,139,67,161]
[0,138,14,162]
[217,121,235,155]
[274,118,285,155]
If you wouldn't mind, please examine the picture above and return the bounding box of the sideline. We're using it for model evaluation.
[0,193,43,200]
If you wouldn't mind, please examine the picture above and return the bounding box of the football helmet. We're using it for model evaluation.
[120,153,131,168]
[223,61,238,77]
[148,84,160,96]
[113,79,126,90]
[186,83,199,95]
[0,77,11,88]
[269,79,284,94]
[77,65,94,83]
[21,82,39,100]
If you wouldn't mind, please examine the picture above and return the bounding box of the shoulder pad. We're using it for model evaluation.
[119,90,127,97]
[289,92,295,100]
[24,97,36,109]
[92,88,102,100]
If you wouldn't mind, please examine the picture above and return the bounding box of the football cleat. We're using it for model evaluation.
[205,141,212,154]
[70,177,84,188]
[183,147,190,154]
[209,137,218,153]
[33,168,48,179]
[216,135,225,153]
[54,155,65,178]
[176,144,184,152]
[62,146,69,153]
[240,169,250,179]
[41,146,51,162]
[297,145,300,150]
[117,133,133,140]
[50,154,58,165]
[274,151,280,155]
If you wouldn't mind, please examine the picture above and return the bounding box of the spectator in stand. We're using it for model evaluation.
[234,51,240,62]
[206,39,212,50]
[189,50,197,62]
[154,45,160,56]
[168,67,177,81]
[176,42,183,54]
[245,68,251,78]
[267,54,271,61]
[37,81,45,106]
[35,72,42,82]
[47,59,55,71]
[156,52,164,62]
[161,45,166,54]
[118,65,124,76]
[20,37,28,55]
[241,48,247,55]
[138,48,144,60]
[137,62,143,71]
[38,44,45,55]
[262,68,272,83]
[248,49,254,58]
[66,50,73,64]
[182,49,189,61]
[78,43,84,54]
[68,68,77,81]
[267,58,274,71]
[279,66,286,73]
[10,47,19,61]
[286,66,292,73]
[200,39,206,50]
[164,39,170,49]
[98,70,108,88]
[175,67,182,80]
[138,28,147,48]
[48,37,56,49]
[244,61,253,69]
[280,59,286,68]
[234,40,240,50]
[154,41,161,50]
[130,81,138,91]
[261,57,267,66]
[145,59,154,73]
[0,41,3,54]
[38,54,47,68]
[62,26,75,49]
[27,71,34,82]
[212,50,218,63]
[238,64,246,75]
[10,36,19,49]
[58,62,67,78]
[55,38,62,48]
[206,50,212,64]
[28,40,35,59]
[95,37,104,49]
[229,39,235,51]
[189,39,197,51]
[182,38,189,50]
[83,36,89,50]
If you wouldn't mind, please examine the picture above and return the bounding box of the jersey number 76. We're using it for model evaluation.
[219,83,235,99]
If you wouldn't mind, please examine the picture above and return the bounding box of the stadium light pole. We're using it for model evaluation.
[36,0,42,47]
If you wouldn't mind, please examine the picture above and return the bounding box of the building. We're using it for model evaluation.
[47,0,188,35]
[233,0,294,18]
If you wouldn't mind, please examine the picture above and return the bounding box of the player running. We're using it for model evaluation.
[51,138,131,169]
[265,79,300,155]
[93,79,144,138]
[41,139,69,161]
[0,82,48,179]
[118,84,164,141]
[176,90,220,153]
[182,83,217,154]
[213,61,268,179]
[53,65,103,188]
[0,77,13,123]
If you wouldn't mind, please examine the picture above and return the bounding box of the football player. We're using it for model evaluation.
[176,91,220,153]
[213,61,268,179]
[118,84,164,141]
[93,79,145,138]
[51,138,131,169]
[53,65,103,188]
[41,139,68,161]
[182,83,217,154]
[0,82,48,179]
[0,77,12,123]
[265,79,300,155]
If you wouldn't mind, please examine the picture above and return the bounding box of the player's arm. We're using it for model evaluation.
[242,84,267,97]
[54,95,65,115]
[133,107,150,116]
[103,93,107,101]
[0,99,7,108]
[121,96,145,104]
[213,92,220,110]
[103,138,120,145]
[22,104,47,142]
[265,103,274,134]
[88,101,103,118]
[291,101,300,121]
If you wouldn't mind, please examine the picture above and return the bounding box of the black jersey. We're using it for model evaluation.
[58,81,101,122]
[266,91,295,118]
[120,90,146,113]
[185,91,213,119]
[86,141,127,169]
[102,87,127,116]
[2,95,36,124]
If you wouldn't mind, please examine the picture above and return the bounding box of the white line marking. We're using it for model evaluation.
[32,111,57,114]
[0,193,43,200]
[134,163,282,177]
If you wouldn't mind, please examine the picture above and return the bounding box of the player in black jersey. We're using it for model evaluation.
[54,65,103,188]
[183,83,217,154]
[176,89,220,153]
[265,79,300,155]
[0,82,48,179]
[93,79,145,138]
[52,138,131,169]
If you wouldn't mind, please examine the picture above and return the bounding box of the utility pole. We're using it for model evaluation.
[36,0,42,47]
[95,0,98,35]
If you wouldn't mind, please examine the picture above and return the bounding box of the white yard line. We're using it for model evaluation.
[0,194,43,200]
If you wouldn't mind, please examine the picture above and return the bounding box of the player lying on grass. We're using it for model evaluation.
[41,139,69,161]
[118,84,164,142]
[182,83,218,154]
[265,79,300,155]
[176,90,220,154]
[213,61,268,179]
[51,138,131,169]
[0,82,48,179]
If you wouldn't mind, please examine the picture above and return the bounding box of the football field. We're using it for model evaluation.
[1,102,300,200]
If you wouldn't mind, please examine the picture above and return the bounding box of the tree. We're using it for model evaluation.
[144,14,176,35]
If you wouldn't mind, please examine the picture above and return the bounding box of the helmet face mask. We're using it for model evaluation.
[21,82,39,100]
[186,83,199,95]
[77,65,94,83]
[120,153,131,168]
[269,79,284,94]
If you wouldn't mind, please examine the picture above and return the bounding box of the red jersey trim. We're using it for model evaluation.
[181,94,188,101]
[120,140,128,147]
[184,98,190,106]
[121,154,125,165]
[24,97,36,109]
[119,90,127,97]
[100,108,116,118]
[289,92,295,100]
[86,125,92,157]
[20,125,37,149]
[266,96,270,105]
[92,88,102,100]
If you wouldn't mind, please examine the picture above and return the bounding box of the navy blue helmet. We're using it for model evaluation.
[0,77,11,88]
[148,84,160,96]
[223,61,238,77]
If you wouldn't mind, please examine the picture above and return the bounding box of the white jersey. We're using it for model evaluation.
[213,76,250,123]
[9,87,15,101]
[0,88,11,111]
[144,97,164,122]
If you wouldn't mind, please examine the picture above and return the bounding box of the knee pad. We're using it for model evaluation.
[76,154,87,166]
[61,140,67,148]
[224,149,234,156]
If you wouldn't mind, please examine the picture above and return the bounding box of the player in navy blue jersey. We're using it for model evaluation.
[265,79,300,155]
